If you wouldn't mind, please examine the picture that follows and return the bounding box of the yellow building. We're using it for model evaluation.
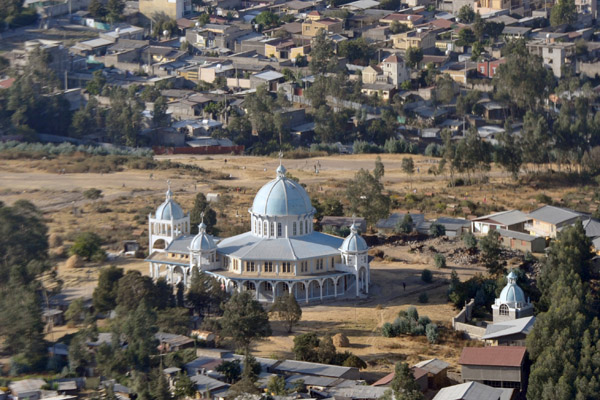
[391,29,436,51]
[476,0,512,11]
[301,18,343,37]
[264,38,309,60]
[139,0,192,21]
[379,13,424,29]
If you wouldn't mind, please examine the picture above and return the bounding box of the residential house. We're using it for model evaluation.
[482,316,536,347]
[443,61,478,84]
[471,210,530,235]
[139,0,192,20]
[264,38,310,61]
[459,346,528,392]
[190,375,229,399]
[419,217,470,237]
[372,367,428,392]
[199,62,235,83]
[186,25,251,52]
[155,332,195,352]
[8,379,46,400]
[477,59,506,78]
[380,13,424,29]
[272,359,360,379]
[413,358,450,389]
[375,212,426,234]
[526,40,576,78]
[342,0,381,11]
[391,29,436,52]
[432,381,513,400]
[502,26,531,39]
[321,217,367,233]
[250,70,285,90]
[575,0,596,18]
[475,0,512,12]
[301,18,344,37]
[526,205,585,238]
[380,54,410,88]
[498,229,546,253]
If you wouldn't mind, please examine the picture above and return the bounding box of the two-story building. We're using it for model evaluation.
[526,205,585,238]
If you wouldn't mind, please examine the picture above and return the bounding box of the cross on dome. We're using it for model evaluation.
[166,180,173,199]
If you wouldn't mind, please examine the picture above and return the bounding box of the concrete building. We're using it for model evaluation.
[459,346,528,392]
[139,0,192,21]
[391,29,436,51]
[301,18,344,37]
[526,40,576,78]
[471,210,529,235]
[491,271,534,324]
[498,229,546,253]
[525,205,585,238]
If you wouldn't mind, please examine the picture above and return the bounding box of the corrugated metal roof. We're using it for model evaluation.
[459,346,526,367]
[326,385,388,399]
[432,381,503,400]
[473,210,530,226]
[274,359,356,378]
[482,316,535,340]
[413,358,450,374]
[497,229,540,242]
[583,218,600,238]
[528,205,584,225]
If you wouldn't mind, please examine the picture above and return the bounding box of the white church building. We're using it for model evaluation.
[146,164,370,303]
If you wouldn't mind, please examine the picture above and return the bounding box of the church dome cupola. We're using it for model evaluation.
[190,222,215,251]
[340,223,368,253]
[251,164,314,217]
[499,271,526,306]
[155,183,185,220]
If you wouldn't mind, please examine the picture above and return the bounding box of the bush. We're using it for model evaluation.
[434,254,446,269]
[425,323,438,344]
[341,354,367,369]
[429,222,446,237]
[83,188,103,200]
[406,306,419,321]
[418,292,429,303]
[463,232,477,250]
[424,143,443,157]
[382,322,395,337]
[69,232,105,261]
[418,316,431,326]
[421,269,433,283]
[535,193,552,204]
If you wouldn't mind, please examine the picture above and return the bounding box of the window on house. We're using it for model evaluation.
[282,262,291,273]
[265,262,273,272]
[331,257,335,268]
[499,304,509,316]
[299,221,303,235]
[277,223,282,237]
[258,221,262,235]
[264,221,268,236]
[271,222,275,237]
[293,222,297,236]
[246,261,255,272]
[305,220,309,233]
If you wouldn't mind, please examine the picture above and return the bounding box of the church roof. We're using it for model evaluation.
[155,188,185,220]
[498,272,526,304]
[251,165,315,217]
[190,223,216,251]
[340,223,368,252]
[482,316,536,340]
[217,231,343,261]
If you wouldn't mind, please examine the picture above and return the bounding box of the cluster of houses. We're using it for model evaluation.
[373,204,600,254]
[3,0,600,151]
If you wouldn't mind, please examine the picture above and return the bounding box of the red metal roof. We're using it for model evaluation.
[0,77,16,89]
[372,367,428,386]
[459,346,526,367]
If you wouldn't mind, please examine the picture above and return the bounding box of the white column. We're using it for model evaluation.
[305,281,309,304]
[319,280,323,301]
[272,282,276,303]
[356,273,359,296]
[334,278,338,298]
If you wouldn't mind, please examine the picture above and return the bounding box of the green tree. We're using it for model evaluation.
[395,214,413,234]
[429,222,445,237]
[346,168,390,227]
[116,270,160,314]
[457,5,475,23]
[190,193,217,234]
[374,155,385,180]
[457,28,476,46]
[156,308,190,335]
[65,298,87,326]
[267,375,288,395]
[405,46,423,69]
[385,362,424,400]
[495,130,523,180]
[153,96,169,128]
[338,37,375,65]
[120,301,159,371]
[462,232,477,251]
[152,367,172,400]
[550,0,577,26]
[421,269,433,283]
[317,334,337,364]
[106,0,124,24]
[174,372,196,399]
[70,232,106,261]
[86,70,106,95]
[292,332,320,362]
[309,30,338,75]
[220,291,271,352]
[88,0,107,19]
[478,230,504,276]
[433,254,446,269]
[270,293,302,333]
[93,265,124,313]
[255,11,279,29]
[187,268,228,316]
[216,359,242,383]
[68,333,93,376]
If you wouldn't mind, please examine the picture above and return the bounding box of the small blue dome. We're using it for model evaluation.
[190,224,215,251]
[155,188,184,220]
[251,166,314,216]
[499,279,526,304]
[340,224,368,252]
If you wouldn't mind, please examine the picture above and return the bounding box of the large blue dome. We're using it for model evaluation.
[251,165,314,217]
[190,223,216,251]
[499,271,526,304]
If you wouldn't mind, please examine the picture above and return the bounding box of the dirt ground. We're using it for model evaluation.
[0,153,590,379]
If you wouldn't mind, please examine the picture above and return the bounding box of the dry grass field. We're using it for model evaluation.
[1,153,597,379]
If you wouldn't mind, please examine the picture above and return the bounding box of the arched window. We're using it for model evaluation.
[299,221,304,235]
[258,221,262,235]
[277,223,282,237]
[305,220,309,234]
[499,304,509,316]
[271,222,275,237]
[293,222,297,236]
[264,221,268,236]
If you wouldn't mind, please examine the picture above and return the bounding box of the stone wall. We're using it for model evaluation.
[453,322,486,339]
[452,298,475,325]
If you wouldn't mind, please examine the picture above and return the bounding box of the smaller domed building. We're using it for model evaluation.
[492,271,534,323]
[146,164,371,304]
